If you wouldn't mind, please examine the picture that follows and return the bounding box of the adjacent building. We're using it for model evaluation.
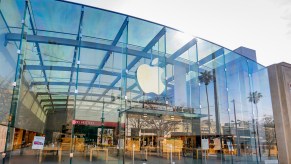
[268,62,291,163]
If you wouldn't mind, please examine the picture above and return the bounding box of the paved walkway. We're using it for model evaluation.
[2,150,274,164]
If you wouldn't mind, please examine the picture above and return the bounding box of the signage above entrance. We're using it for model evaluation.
[72,120,124,128]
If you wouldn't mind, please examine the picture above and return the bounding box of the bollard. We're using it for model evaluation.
[145,149,147,161]
[132,144,135,164]
[170,144,173,164]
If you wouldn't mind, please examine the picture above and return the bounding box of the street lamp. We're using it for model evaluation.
[100,100,105,147]
[231,99,241,156]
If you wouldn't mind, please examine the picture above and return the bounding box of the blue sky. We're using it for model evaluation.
[67,0,291,67]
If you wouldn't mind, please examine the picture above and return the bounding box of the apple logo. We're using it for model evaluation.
[136,58,165,95]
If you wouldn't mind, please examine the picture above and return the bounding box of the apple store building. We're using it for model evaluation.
[0,0,279,163]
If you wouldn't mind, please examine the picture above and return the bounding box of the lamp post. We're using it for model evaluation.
[100,100,105,146]
[231,99,240,156]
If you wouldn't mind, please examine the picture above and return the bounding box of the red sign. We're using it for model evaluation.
[72,120,124,128]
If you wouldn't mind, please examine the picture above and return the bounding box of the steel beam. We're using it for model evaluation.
[36,92,112,98]
[5,33,160,61]
[24,65,135,79]
[44,104,73,108]
[31,81,140,94]
[168,38,197,61]
[127,83,137,91]
[44,104,110,108]
[198,48,225,66]
[5,32,194,67]
[32,81,119,89]
[45,107,72,110]
[40,99,70,104]
[67,6,85,112]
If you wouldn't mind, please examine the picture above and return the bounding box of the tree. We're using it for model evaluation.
[143,117,180,136]
[128,115,149,134]
[248,91,263,162]
[248,91,263,104]
[128,116,180,137]
[198,70,213,134]
[263,115,276,157]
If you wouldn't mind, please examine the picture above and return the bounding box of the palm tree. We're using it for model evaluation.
[248,91,262,104]
[199,70,213,134]
[248,91,263,162]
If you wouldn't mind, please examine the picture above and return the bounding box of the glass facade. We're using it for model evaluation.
[0,0,278,163]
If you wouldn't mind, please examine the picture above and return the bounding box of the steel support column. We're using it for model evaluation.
[69,5,84,164]
[2,1,28,163]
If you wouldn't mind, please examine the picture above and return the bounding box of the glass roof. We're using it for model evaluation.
[1,0,266,117]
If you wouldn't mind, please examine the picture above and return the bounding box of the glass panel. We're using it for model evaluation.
[39,44,75,67]
[0,0,25,32]
[128,17,163,49]
[30,0,82,39]
[166,28,195,56]
[82,6,126,43]
[248,60,278,161]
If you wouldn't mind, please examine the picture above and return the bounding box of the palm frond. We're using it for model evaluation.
[248,91,263,104]
[198,70,213,85]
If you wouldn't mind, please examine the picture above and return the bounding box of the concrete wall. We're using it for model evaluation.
[15,77,46,133]
[268,62,291,164]
[44,110,67,143]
